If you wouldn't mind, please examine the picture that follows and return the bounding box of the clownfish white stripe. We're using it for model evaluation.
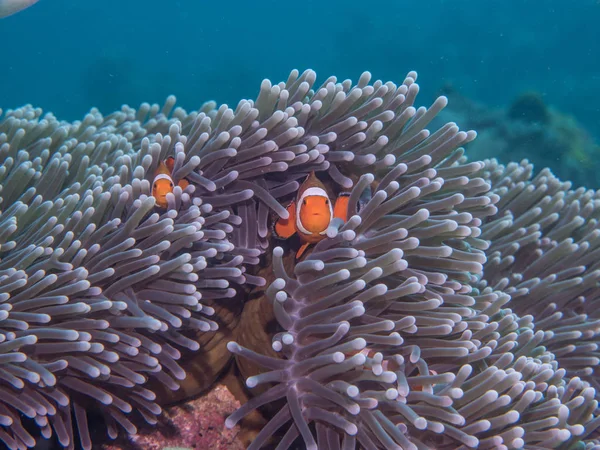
[296,215,312,235]
[296,186,333,235]
[153,173,173,183]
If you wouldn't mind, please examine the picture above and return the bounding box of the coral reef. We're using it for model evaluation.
[434,85,600,188]
[507,92,551,125]
[0,68,599,450]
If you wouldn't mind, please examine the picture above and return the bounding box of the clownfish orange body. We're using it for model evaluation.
[274,172,350,259]
[152,157,189,208]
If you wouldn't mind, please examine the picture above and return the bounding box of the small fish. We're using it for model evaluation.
[0,0,39,18]
[151,156,189,208]
[274,172,350,259]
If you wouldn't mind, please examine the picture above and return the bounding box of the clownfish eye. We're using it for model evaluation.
[325,199,329,205]
[303,199,307,206]
[169,182,174,188]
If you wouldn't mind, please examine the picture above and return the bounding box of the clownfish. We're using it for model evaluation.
[274,172,350,259]
[0,0,39,18]
[152,157,189,208]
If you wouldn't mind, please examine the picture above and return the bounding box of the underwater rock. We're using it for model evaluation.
[103,384,244,450]
[507,91,551,125]
[435,85,600,188]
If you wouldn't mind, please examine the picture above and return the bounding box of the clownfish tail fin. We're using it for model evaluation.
[165,156,176,173]
[273,201,297,240]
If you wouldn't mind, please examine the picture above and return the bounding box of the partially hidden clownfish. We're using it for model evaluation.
[152,157,189,208]
[412,369,438,392]
[273,172,350,259]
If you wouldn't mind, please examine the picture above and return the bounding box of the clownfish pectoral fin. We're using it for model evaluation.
[177,179,189,190]
[296,242,311,259]
[333,192,351,222]
[165,156,176,173]
[273,201,297,240]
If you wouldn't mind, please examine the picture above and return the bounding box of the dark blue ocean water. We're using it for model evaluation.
[1,0,599,173]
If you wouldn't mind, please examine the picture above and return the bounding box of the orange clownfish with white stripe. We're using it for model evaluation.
[274,172,350,259]
[152,157,189,208]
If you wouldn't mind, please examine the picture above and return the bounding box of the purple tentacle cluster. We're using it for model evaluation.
[222,73,600,448]
[0,99,248,448]
[0,69,599,450]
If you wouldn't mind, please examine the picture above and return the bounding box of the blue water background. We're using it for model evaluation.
[1,0,599,154]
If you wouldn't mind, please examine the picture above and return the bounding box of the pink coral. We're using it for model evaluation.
[104,385,244,450]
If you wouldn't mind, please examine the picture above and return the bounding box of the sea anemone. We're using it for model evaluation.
[0,98,249,448]
[222,73,600,448]
[0,69,599,450]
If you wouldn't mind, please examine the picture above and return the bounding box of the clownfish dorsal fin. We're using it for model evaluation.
[154,160,170,176]
[165,156,175,173]
[273,201,298,240]
[298,171,326,196]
